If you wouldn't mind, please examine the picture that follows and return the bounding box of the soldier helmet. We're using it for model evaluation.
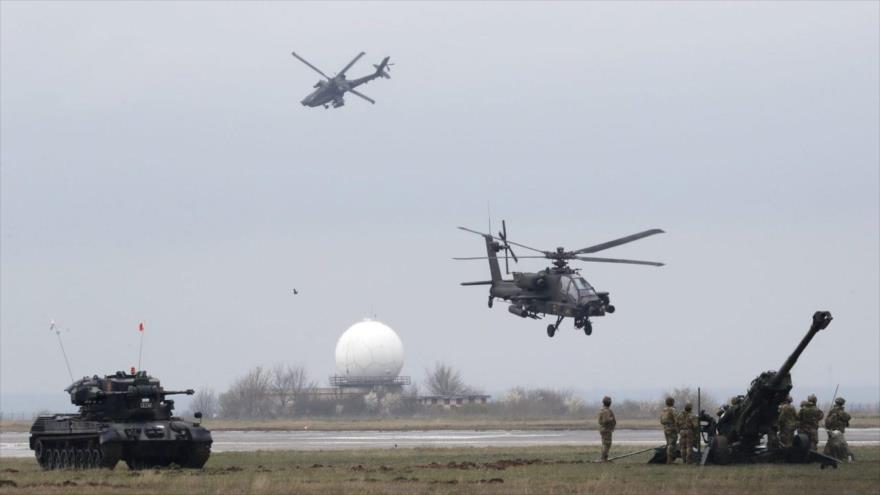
[684,403,693,411]
[665,397,674,406]
[602,396,612,406]
[807,394,817,404]
[784,395,792,403]
[835,397,845,406]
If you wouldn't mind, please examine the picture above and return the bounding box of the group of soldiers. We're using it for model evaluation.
[776,394,853,461]
[595,394,854,463]
[596,396,699,463]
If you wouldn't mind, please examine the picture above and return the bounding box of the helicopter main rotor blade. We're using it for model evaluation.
[452,256,548,261]
[457,227,546,255]
[574,256,665,267]
[337,51,366,77]
[348,88,375,104]
[573,229,665,254]
[291,52,331,79]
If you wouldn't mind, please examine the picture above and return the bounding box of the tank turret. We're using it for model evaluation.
[66,370,194,421]
[29,370,212,470]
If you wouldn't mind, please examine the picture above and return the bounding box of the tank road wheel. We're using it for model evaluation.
[179,444,211,469]
[99,444,121,470]
[709,435,730,465]
[546,325,556,338]
[50,449,61,470]
[76,449,87,469]
[34,440,48,469]
[58,449,69,469]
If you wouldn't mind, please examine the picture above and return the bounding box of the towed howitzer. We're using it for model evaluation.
[706,311,838,467]
[648,311,838,467]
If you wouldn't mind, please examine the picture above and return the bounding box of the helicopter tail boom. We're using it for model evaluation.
[484,235,503,283]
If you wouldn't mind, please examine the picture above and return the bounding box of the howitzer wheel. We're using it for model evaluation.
[709,435,730,465]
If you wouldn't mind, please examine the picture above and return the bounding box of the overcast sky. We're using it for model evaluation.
[2,1,878,412]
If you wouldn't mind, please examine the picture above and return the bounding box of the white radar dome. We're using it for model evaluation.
[335,319,404,378]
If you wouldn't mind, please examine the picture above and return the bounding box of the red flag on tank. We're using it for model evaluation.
[138,321,144,332]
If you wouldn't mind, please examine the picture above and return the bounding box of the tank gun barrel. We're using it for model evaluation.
[771,311,832,388]
[163,389,195,396]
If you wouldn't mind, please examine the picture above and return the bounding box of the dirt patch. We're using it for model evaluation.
[0,469,19,474]
[0,480,17,488]
[418,458,546,471]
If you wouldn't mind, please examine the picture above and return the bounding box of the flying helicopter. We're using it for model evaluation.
[291,51,392,109]
[455,222,664,338]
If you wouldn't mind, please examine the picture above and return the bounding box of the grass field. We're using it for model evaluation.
[4,415,879,433]
[0,445,877,494]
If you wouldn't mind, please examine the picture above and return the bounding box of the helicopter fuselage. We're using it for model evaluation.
[491,270,610,320]
[301,78,348,107]
[457,222,662,338]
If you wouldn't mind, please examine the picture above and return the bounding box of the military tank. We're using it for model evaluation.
[29,370,212,470]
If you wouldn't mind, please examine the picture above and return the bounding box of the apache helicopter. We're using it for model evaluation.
[455,222,664,338]
[291,51,392,109]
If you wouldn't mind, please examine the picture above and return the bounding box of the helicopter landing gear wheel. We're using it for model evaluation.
[606,305,615,314]
[584,320,592,336]
[547,315,563,337]
[488,297,493,308]
[574,317,585,329]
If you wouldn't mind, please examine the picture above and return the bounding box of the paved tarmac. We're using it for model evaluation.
[2,428,878,458]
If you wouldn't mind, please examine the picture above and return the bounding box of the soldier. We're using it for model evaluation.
[660,397,679,464]
[597,396,616,462]
[823,397,853,462]
[777,395,798,448]
[676,403,698,464]
[797,394,824,451]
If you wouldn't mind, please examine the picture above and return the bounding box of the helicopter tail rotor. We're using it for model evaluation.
[497,220,518,274]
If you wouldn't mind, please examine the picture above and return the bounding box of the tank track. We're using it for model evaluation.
[33,437,210,470]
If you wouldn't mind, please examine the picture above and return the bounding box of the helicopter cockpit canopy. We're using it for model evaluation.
[560,276,599,303]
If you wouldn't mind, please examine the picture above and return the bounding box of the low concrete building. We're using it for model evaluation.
[417,394,491,409]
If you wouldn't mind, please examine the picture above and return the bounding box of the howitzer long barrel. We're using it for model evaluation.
[771,311,832,387]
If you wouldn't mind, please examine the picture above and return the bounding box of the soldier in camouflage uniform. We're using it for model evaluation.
[823,397,852,461]
[676,403,698,464]
[797,394,824,451]
[597,396,616,462]
[660,397,679,464]
[777,395,798,448]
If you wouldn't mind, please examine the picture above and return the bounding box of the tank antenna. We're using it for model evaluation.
[49,320,74,382]
[137,321,145,371]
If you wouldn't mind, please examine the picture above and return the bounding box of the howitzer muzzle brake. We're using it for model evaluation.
[812,311,832,331]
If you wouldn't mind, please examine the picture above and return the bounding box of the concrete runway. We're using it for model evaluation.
[2,428,878,458]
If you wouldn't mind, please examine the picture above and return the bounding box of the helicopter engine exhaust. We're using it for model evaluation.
[508,305,528,318]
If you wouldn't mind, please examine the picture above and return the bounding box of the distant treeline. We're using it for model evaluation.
[175,363,880,421]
